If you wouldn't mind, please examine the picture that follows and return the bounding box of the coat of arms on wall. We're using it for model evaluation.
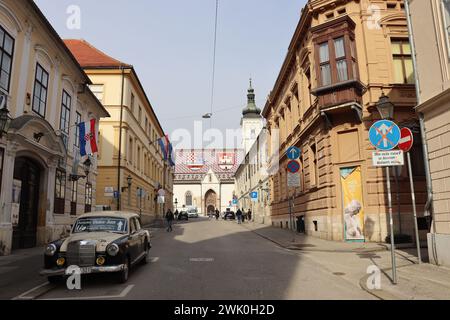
[186,152,205,171]
[217,152,235,170]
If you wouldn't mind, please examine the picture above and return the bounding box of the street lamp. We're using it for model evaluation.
[0,99,12,138]
[376,93,395,120]
[174,198,178,210]
[121,175,133,192]
[83,158,92,181]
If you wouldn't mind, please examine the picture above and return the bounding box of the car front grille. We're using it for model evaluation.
[66,241,96,267]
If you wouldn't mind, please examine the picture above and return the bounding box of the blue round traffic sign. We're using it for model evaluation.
[287,146,301,160]
[369,120,401,151]
[287,160,300,173]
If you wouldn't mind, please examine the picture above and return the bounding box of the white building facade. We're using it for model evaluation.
[173,149,244,215]
[0,0,109,255]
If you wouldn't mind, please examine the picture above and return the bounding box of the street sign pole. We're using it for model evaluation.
[386,167,397,284]
[407,151,422,264]
[289,193,295,243]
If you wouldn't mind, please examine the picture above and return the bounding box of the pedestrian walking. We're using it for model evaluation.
[236,208,243,224]
[165,209,174,232]
[174,210,179,220]
[215,209,220,220]
[248,209,252,222]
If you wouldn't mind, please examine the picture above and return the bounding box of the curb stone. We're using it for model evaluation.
[243,225,388,254]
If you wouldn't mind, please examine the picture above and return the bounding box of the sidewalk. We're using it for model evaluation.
[242,222,385,253]
[242,221,450,300]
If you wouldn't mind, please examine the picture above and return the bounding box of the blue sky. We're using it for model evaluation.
[35,0,306,146]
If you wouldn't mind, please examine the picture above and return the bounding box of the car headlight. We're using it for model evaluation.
[45,244,57,256]
[106,243,119,256]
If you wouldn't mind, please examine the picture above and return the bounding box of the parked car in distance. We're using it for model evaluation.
[223,211,235,220]
[94,205,112,212]
[40,211,151,284]
[178,211,189,221]
[187,208,199,218]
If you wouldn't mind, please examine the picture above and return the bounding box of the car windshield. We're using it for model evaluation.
[72,217,128,234]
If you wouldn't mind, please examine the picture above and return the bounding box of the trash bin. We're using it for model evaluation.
[297,216,305,233]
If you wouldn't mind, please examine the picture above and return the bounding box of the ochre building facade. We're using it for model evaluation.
[263,0,427,242]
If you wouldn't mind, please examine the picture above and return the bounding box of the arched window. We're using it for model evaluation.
[185,191,193,206]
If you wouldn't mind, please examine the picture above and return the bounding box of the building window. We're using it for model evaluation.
[85,183,92,213]
[145,117,148,135]
[391,39,414,84]
[60,90,71,148]
[0,148,4,195]
[442,1,450,56]
[32,63,49,117]
[334,37,348,82]
[75,112,82,148]
[319,42,331,86]
[130,92,135,114]
[137,146,141,170]
[89,84,104,102]
[315,35,358,88]
[138,106,142,123]
[71,180,77,215]
[54,169,66,214]
[309,144,318,187]
[185,191,193,206]
[0,26,14,93]
[128,138,133,165]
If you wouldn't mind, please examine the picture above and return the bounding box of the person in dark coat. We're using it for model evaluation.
[236,209,243,224]
[248,209,252,222]
[215,209,220,220]
[165,209,174,232]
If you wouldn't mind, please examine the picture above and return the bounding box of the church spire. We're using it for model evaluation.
[243,78,261,117]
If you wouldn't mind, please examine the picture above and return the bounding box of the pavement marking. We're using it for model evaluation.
[190,258,215,262]
[150,257,160,263]
[12,282,54,300]
[38,284,135,300]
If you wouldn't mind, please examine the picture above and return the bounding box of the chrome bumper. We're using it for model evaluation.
[40,264,126,277]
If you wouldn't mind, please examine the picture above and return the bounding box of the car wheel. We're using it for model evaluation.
[47,275,63,284]
[117,257,130,284]
[142,240,150,264]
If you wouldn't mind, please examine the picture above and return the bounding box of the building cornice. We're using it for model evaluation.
[416,88,450,113]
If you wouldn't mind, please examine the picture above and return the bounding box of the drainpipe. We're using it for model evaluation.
[404,0,437,262]
[117,66,126,211]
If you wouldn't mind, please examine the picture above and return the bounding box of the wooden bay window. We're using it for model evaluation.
[311,16,364,109]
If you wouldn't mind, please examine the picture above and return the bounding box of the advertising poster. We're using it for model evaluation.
[340,167,365,242]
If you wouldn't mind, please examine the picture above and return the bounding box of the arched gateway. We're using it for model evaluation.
[204,189,217,215]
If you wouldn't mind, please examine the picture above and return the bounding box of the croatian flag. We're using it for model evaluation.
[79,119,98,156]
[157,135,175,167]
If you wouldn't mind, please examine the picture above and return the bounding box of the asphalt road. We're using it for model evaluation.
[5,218,375,300]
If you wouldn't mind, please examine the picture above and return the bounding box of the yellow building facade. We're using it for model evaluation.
[263,0,427,242]
[0,0,109,255]
[65,40,173,224]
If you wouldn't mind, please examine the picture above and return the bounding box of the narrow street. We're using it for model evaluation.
[3,218,375,300]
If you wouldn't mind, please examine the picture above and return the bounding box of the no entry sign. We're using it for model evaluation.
[399,128,414,152]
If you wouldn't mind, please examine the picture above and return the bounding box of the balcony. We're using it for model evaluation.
[311,79,365,109]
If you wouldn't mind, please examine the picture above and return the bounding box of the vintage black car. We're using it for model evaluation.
[223,211,236,220]
[40,212,151,284]
[178,211,189,221]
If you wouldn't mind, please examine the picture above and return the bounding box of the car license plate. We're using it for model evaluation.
[80,267,92,274]
[65,266,92,275]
